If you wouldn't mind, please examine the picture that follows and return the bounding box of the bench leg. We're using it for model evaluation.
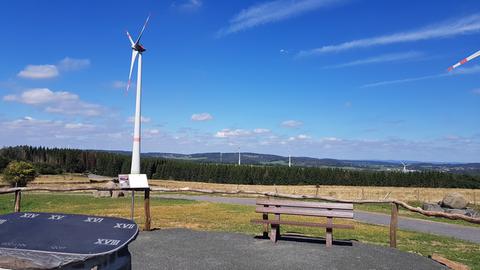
[326,217,333,247]
[262,213,269,238]
[270,213,281,243]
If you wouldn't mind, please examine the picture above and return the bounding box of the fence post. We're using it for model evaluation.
[390,202,398,248]
[144,189,151,231]
[14,190,22,212]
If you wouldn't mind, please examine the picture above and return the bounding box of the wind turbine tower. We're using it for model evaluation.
[126,16,150,175]
[288,155,292,167]
[238,147,241,165]
[117,15,151,222]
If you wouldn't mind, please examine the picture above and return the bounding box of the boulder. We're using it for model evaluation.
[441,193,468,209]
[105,181,117,189]
[112,190,125,198]
[421,203,444,212]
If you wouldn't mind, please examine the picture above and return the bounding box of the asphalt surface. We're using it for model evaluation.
[157,194,480,244]
[130,228,446,270]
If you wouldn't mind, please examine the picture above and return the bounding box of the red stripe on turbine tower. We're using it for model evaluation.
[133,137,141,142]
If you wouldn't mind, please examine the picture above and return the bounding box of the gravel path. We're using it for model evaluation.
[156,194,480,244]
[130,228,446,270]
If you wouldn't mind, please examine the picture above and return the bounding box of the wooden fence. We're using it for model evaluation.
[1,186,479,249]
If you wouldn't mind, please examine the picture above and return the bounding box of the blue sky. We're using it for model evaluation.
[1,0,480,162]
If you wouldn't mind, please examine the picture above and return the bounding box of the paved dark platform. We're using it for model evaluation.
[130,229,446,270]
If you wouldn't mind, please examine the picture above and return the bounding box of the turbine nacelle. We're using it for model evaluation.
[132,43,146,53]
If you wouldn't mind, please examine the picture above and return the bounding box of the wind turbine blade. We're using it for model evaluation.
[126,31,135,46]
[448,49,480,71]
[127,50,139,92]
[134,15,150,45]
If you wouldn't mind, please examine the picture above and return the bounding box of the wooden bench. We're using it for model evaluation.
[251,198,354,247]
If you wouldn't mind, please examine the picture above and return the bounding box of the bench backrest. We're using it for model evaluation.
[256,198,354,219]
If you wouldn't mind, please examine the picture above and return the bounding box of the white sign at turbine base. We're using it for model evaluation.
[118,174,149,189]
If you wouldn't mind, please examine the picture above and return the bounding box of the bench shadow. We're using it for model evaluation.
[254,232,356,247]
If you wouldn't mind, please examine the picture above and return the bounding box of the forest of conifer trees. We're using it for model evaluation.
[0,145,479,188]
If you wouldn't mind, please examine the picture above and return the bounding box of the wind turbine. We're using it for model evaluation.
[401,162,409,173]
[288,155,292,168]
[127,15,150,175]
[238,146,241,165]
[448,49,480,71]
[118,16,150,191]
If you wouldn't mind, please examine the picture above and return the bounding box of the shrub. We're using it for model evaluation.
[3,161,37,187]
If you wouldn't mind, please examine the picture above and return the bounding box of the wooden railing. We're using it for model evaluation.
[1,186,479,248]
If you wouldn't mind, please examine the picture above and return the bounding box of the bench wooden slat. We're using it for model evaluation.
[251,219,354,229]
[256,199,353,210]
[256,206,354,219]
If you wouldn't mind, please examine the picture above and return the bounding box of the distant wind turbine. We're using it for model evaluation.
[288,155,292,168]
[448,49,480,71]
[126,15,150,175]
[238,147,241,165]
[401,162,409,173]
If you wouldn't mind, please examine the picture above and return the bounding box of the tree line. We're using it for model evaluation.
[1,145,479,188]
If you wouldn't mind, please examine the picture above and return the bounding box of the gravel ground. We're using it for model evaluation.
[130,229,446,270]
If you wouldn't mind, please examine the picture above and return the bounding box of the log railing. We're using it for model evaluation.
[1,186,479,248]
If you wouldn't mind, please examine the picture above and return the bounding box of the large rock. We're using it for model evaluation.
[421,203,444,212]
[441,193,468,209]
[112,190,125,198]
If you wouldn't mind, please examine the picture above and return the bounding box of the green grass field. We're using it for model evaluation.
[0,193,479,269]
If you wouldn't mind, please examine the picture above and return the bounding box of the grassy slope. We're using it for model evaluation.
[0,193,478,269]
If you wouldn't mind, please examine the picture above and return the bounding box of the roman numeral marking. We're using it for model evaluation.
[20,213,39,218]
[94,239,121,246]
[84,217,104,223]
[114,223,136,229]
[48,215,65,220]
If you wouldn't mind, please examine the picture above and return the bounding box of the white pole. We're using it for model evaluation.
[238,147,241,165]
[131,53,142,174]
[289,155,291,167]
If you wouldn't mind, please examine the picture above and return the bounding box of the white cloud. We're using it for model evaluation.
[253,128,270,134]
[173,0,202,11]
[297,134,311,140]
[191,112,213,121]
[362,64,480,88]
[17,65,59,79]
[127,116,151,123]
[217,0,346,37]
[215,129,251,138]
[65,123,95,129]
[288,134,311,141]
[3,88,104,116]
[17,57,90,79]
[324,51,424,69]
[58,57,90,71]
[299,14,480,56]
[281,120,303,128]
[112,80,127,89]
